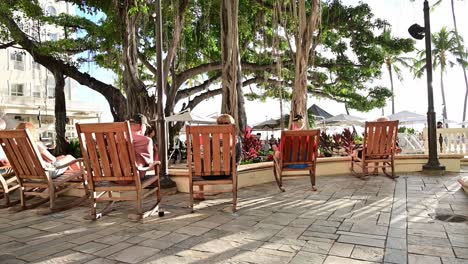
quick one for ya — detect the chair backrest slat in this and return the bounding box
[186,125,236,177]
[0,129,47,180]
[77,122,138,183]
[280,129,320,164]
[363,121,399,159]
[222,132,231,175]
[212,133,221,173]
[95,132,112,176]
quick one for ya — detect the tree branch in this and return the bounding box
[175,73,221,101]
[0,41,15,49]
[138,52,157,76]
[0,11,126,120]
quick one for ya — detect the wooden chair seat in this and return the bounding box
[351,120,399,179]
[273,129,320,192]
[186,124,238,212]
[0,129,88,213]
[77,122,163,221]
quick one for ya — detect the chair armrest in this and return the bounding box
[53,158,84,170]
[138,161,161,172]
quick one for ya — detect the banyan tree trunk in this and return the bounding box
[289,0,321,129]
[220,0,244,135]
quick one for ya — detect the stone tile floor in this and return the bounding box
[1,172,468,264]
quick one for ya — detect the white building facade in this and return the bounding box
[0,0,101,140]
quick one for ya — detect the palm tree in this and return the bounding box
[412,0,468,124]
[413,27,458,127]
[379,30,414,114]
[449,0,468,125]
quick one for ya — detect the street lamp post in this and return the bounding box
[153,1,176,188]
[408,0,445,171]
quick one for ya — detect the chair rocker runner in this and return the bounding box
[76,122,163,221]
[186,124,238,212]
[0,129,88,213]
[0,165,20,208]
[351,120,399,179]
[273,129,320,192]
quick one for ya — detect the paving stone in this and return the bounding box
[302,239,334,254]
[351,245,384,262]
[230,250,293,264]
[338,235,385,248]
[2,227,43,239]
[388,227,406,238]
[289,251,326,264]
[73,241,110,254]
[408,245,455,257]
[92,242,133,257]
[384,248,407,264]
[323,255,376,264]
[408,254,442,264]
[386,237,407,250]
[329,242,354,257]
[108,245,160,263]
[453,247,468,259]
[351,224,388,236]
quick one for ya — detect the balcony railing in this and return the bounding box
[423,128,468,155]
[2,95,100,112]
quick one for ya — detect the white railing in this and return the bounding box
[423,128,468,155]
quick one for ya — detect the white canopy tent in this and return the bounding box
[322,114,365,126]
[387,111,427,124]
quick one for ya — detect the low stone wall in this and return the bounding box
[170,154,462,193]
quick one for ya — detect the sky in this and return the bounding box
[74,0,468,128]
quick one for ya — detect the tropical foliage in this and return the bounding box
[0,0,415,147]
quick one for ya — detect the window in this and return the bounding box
[11,84,24,96]
[33,85,41,98]
[46,6,57,16]
[47,86,55,98]
[10,52,25,71]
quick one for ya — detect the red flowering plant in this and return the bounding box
[242,126,262,161]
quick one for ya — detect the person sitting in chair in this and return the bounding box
[16,122,79,178]
[272,114,305,160]
[129,114,153,169]
[194,114,242,200]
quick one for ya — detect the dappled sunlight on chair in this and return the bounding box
[0,129,87,213]
[351,120,399,179]
[273,129,320,192]
[186,124,238,213]
[76,122,163,221]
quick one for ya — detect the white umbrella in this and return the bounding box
[163,109,215,124]
[387,111,426,124]
[322,114,365,126]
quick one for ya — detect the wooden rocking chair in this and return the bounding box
[76,122,163,221]
[0,165,20,208]
[0,129,88,213]
[273,129,320,192]
[351,120,399,179]
[186,124,238,212]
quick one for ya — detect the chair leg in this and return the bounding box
[310,167,317,191]
[189,183,194,213]
[20,187,26,209]
[273,161,285,192]
[232,178,238,213]
[49,186,56,211]
[89,190,98,220]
